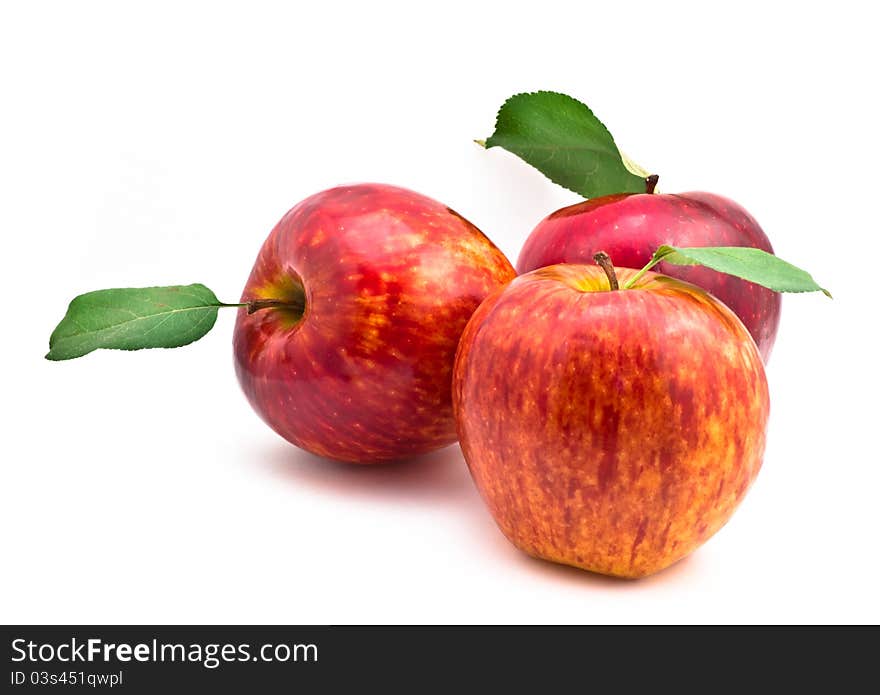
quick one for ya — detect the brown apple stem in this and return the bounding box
[593,251,619,291]
[645,174,659,194]
[245,298,306,315]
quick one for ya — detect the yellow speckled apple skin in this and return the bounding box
[453,264,770,578]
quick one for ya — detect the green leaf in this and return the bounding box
[655,246,832,297]
[482,91,648,198]
[46,284,223,361]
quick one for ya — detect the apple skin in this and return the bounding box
[453,263,769,578]
[234,183,515,464]
[516,192,781,362]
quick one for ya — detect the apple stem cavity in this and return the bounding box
[645,174,659,194]
[592,251,619,291]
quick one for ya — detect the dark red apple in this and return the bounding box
[234,183,515,464]
[516,189,781,361]
[453,261,769,578]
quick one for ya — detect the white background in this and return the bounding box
[2,1,877,624]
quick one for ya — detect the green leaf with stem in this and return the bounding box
[621,246,831,297]
[480,91,650,199]
[45,285,300,361]
[46,285,225,360]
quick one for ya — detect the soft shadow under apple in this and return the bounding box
[257,441,705,587]
[257,442,482,509]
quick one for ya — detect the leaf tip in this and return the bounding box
[473,138,487,148]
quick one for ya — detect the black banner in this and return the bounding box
[2,625,875,691]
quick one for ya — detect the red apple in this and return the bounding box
[453,261,769,578]
[516,189,781,361]
[234,183,515,464]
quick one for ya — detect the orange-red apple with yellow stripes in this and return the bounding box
[234,183,515,463]
[453,260,769,578]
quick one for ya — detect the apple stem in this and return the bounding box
[593,251,619,291]
[645,174,659,194]
[242,298,306,315]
